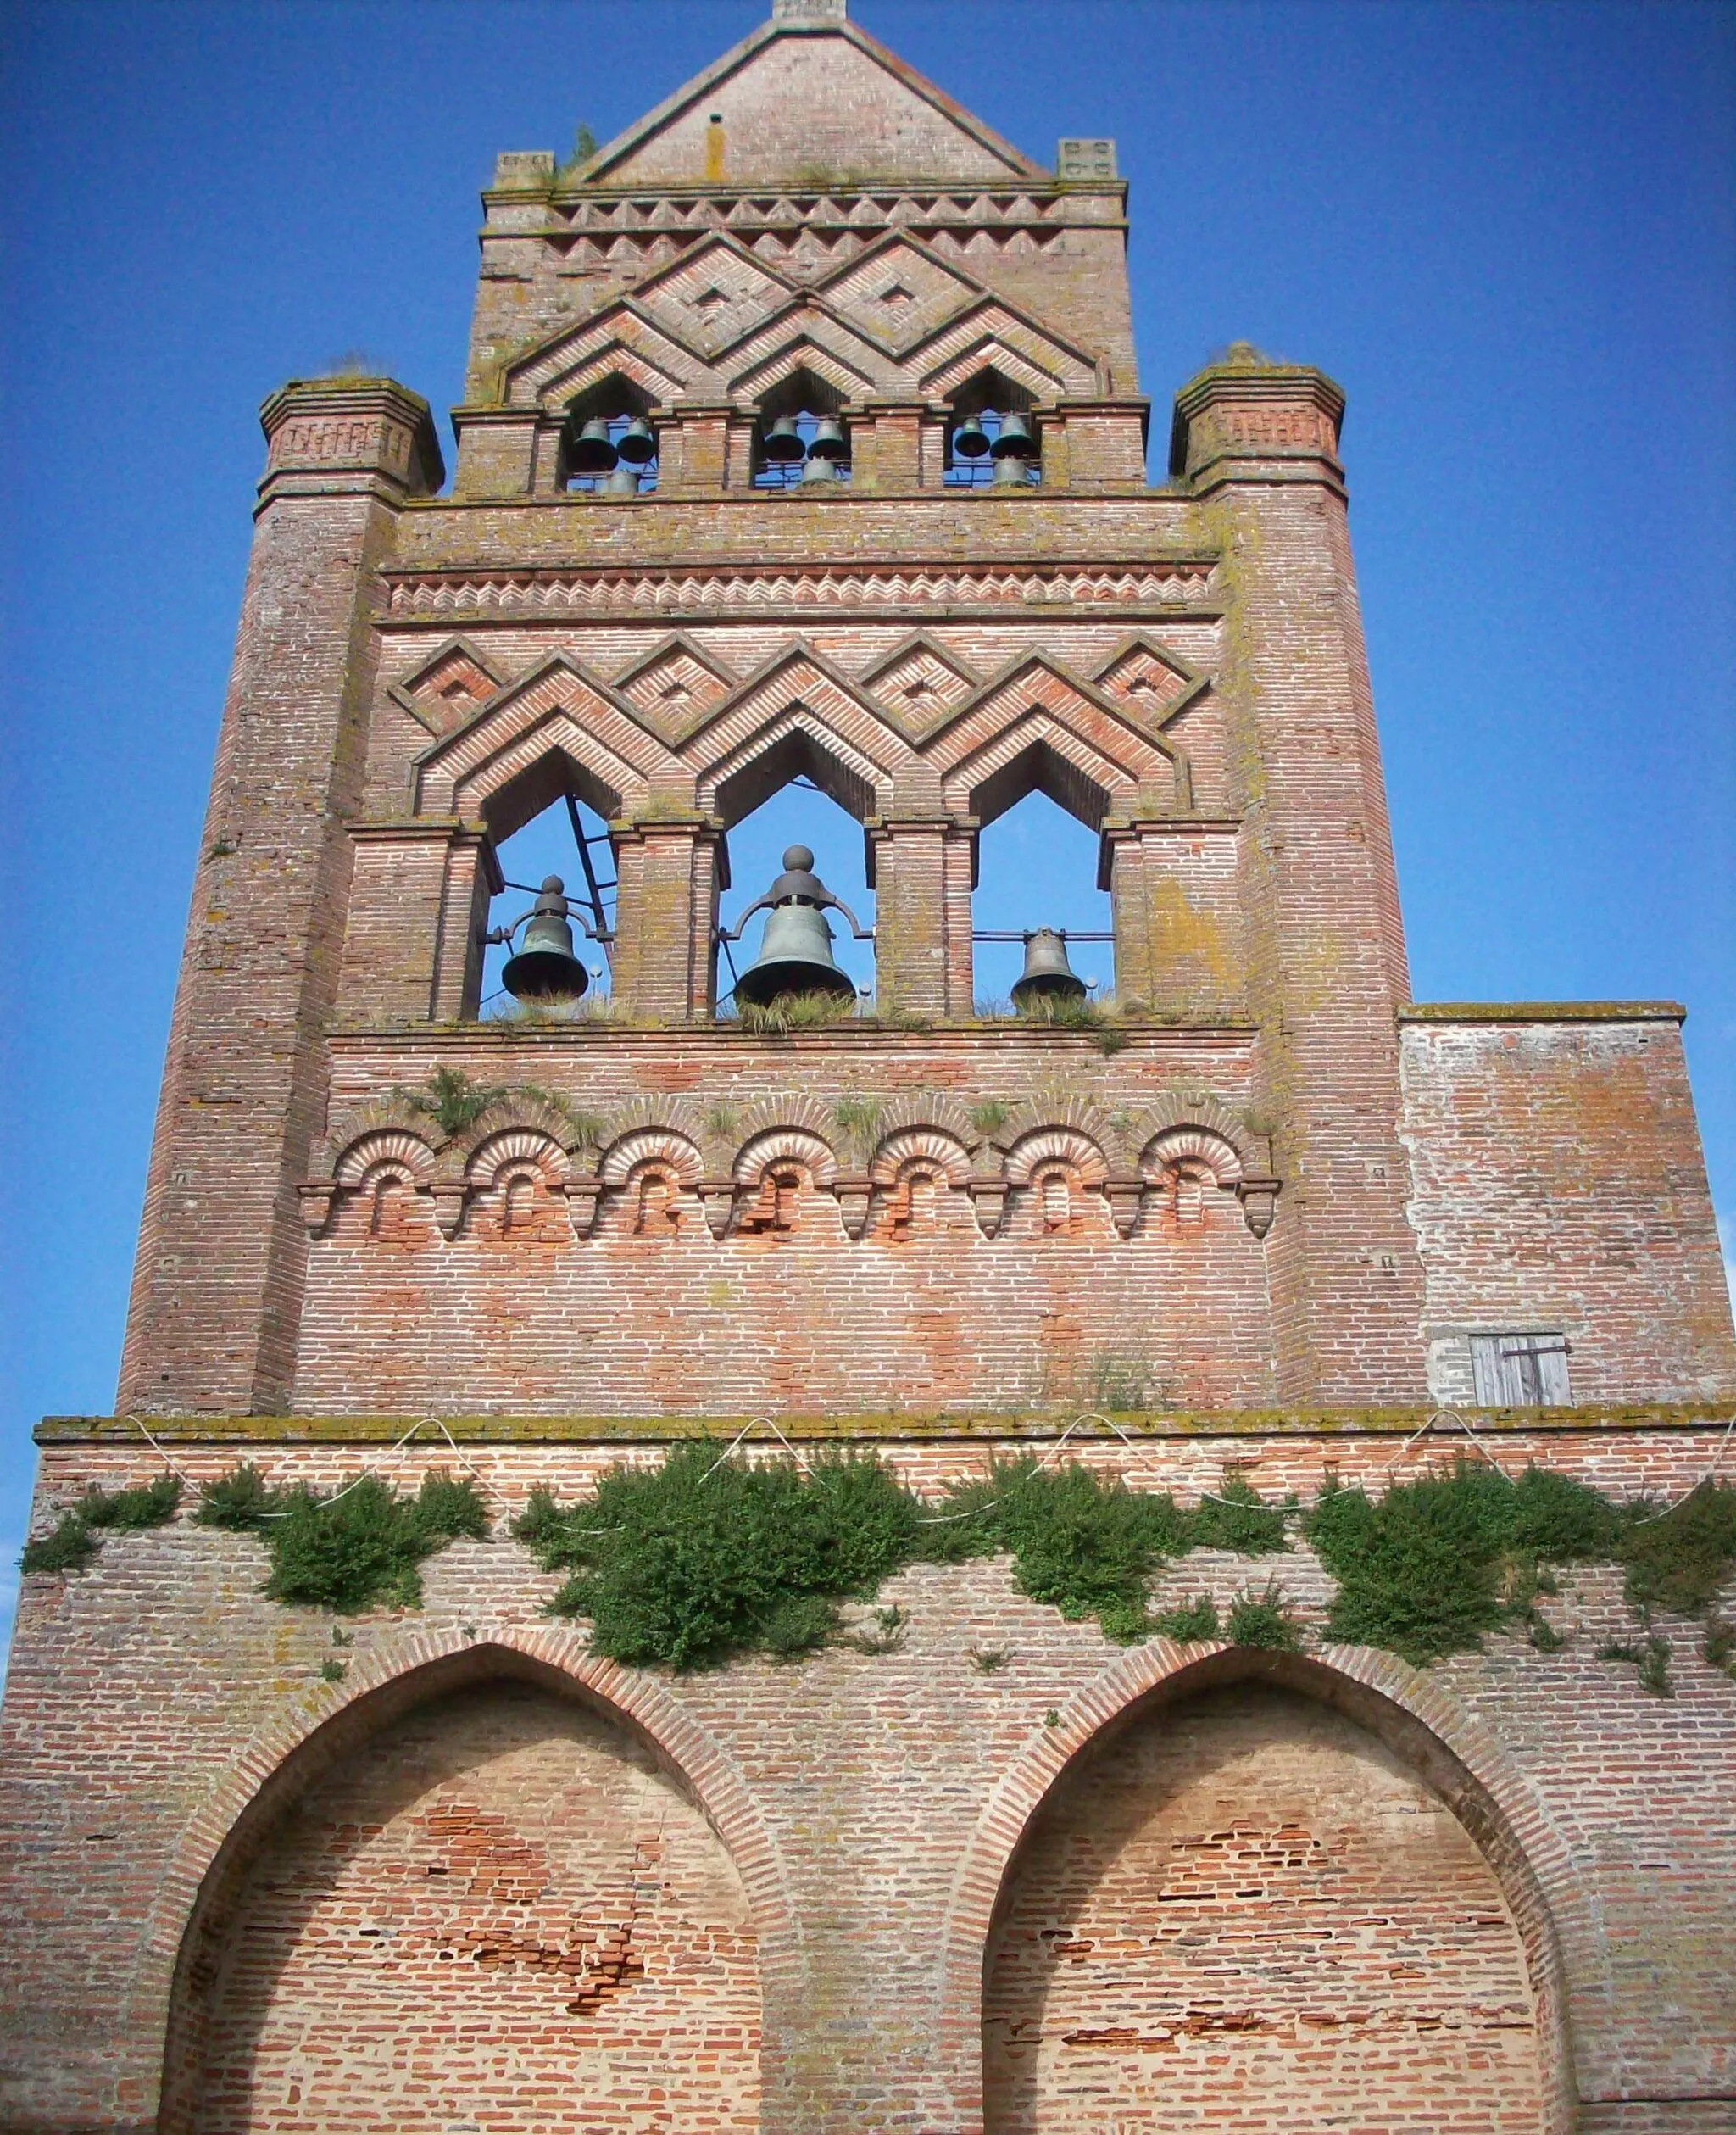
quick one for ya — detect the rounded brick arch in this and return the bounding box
[935,1641,1596,2135]
[142,1623,804,2131]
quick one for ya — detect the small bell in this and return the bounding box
[503,877,590,1003]
[762,413,805,463]
[993,452,1032,488]
[1010,928,1086,1012]
[808,415,849,461]
[734,845,860,1008]
[798,452,840,485]
[952,413,990,459]
[989,410,1036,459]
[615,416,657,465]
[568,418,619,473]
[602,465,641,496]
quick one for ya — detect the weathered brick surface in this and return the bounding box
[7,8,1734,2132]
[3,1415,1734,2133]
[163,1682,760,2134]
[984,1682,1544,2132]
[1399,1008,1736,1402]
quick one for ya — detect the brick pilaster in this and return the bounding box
[117,381,443,1412]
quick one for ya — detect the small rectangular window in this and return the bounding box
[1471,1332,1571,1407]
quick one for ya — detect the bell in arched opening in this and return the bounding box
[952,412,991,459]
[501,877,590,1003]
[762,413,805,464]
[1010,928,1087,1012]
[989,410,1036,460]
[730,845,864,1009]
[615,416,657,465]
[568,418,619,474]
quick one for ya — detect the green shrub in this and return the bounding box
[19,1513,100,1575]
[518,1447,918,1670]
[918,1457,1193,1642]
[19,1474,181,1575]
[1193,1474,1291,1555]
[1151,1595,1220,1642]
[1306,1462,1620,1667]
[1619,1481,1736,1619]
[253,1469,487,1615]
[1227,1580,1300,1650]
[196,1463,277,1531]
[400,1067,507,1137]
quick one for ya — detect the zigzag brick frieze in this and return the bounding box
[380,561,1218,620]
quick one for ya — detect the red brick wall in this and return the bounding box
[163,1681,760,2135]
[4,1413,1734,2133]
[984,1681,1544,2133]
[1399,1010,1736,1402]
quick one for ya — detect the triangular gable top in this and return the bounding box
[578,16,1046,190]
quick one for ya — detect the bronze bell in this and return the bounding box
[733,845,860,1008]
[1010,928,1086,1012]
[503,877,590,1002]
[989,410,1036,459]
[992,452,1032,488]
[762,413,805,463]
[602,464,641,496]
[952,412,990,459]
[569,417,619,473]
[808,415,849,461]
[798,452,840,485]
[615,416,657,465]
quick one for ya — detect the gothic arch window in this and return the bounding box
[714,759,875,1019]
[557,375,659,496]
[750,366,851,489]
[477,771,617,1021]
[971,783,1113,1015]
[943,365,1040,490]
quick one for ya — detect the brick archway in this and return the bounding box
[935,1641,1593,2135]
[144,1624,801,2133]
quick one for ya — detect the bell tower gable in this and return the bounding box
[582,8,1045,190]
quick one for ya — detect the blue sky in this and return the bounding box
[3,0,1732,1661]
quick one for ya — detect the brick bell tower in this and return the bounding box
[6,5,1734,2133]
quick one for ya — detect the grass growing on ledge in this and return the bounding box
[19,1474,181,1575]
[729,990,860,1035]
[194,1464,489,1614]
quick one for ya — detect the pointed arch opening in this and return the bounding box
[478,773,618,1020]
[943,364,1040,490]
[971,1649,1573,2135]
[157,1644,771,2135]
[556,372,659,496]
[716,769,876,1016]
[749,364,853,489]
[971,761,1113,1015]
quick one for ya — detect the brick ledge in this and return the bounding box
[36,1401,1734,1447]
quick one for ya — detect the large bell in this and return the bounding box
[615,416,657,465]
[993,451,1032,488]
[989,410,1036,459]
[602,464,641,495]
[952,412,990,459]
[762,413,805,463]
[568,418,619,473]
[798,452,841,485]
[503,877,590,1002]
[808,415,849,461]
[734,845,858,1008]
[1010,928,1086,1012]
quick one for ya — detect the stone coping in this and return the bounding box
[36,1401,1733,1447]
[1399,1001,1686,1024]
